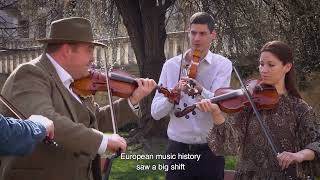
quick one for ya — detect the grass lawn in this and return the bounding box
[110,158,165,180]
[105,135,237,180]
[109,155,237,180]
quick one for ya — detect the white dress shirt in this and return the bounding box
[151,50,232,144]
[47,54,139,155]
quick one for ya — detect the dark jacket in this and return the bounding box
[0,54,136,180]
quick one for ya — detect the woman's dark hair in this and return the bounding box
[260,41,301,99]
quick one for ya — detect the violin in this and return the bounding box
[187,49,201,79]
[182,49,202,98]
[71,70,180,103]
[71,69,136,98]
[175,79,279,118]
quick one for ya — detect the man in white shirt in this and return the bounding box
[151,12,232,180]
[1,17,156,180]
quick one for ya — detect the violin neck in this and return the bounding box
[210,89,243,103]
[109,72,137,85]
[155,85,163,89]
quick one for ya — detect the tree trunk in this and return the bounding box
[115,0,175,142]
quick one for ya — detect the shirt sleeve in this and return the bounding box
[200,58,232,100]
[294,99,320,176]
[207,110,249,156]
[296,100,320,159]
[210,59,232,93]
[97,133,109,155]
[0,115,46,156]
[151,62,175,120]
[127,99,141,118]
[201,88,215,99]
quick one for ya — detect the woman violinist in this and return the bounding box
[198,41,320,179]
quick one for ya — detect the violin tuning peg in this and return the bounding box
[192,111,196,115]
[189,80,196,87]
[185,115,189,119]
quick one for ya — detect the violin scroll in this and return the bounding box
[157,85,181,105]
[174,104,196,117]
[182,79,201,98]
[187,49,201,79]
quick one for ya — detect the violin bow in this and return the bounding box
[233,66,296,179]
[0,94,58,147]
[101,50,120,180]
[173,6,189,108]
[177,7,188,82]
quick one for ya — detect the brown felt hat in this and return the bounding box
[37,17,106,47]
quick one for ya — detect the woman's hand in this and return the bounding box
[277,149,315,170]
[196,99,225,125]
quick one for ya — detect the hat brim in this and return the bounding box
[37,38,107,47]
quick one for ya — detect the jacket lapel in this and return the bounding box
[38,54,80,123]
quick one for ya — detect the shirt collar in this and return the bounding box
[46,53,74,88]
[202,50,213,64]
[183,49,213,65]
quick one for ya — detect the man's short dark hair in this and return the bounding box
[189,12,215,32]
[46,43,79,53]
[46,44,64,53]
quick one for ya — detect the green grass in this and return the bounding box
[106,134,237,179]
[110,158,165,180]
[225,155,237,170]
[109,155,237,180]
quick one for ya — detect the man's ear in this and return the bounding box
[58,44,72,59]
[64,44,73,54]
[210,31,217,40]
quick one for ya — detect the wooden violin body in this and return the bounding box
[71,70,137,98]
[71,69,180,103]
[216,79,279,113]
[175,79,279,117]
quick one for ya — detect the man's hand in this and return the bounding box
[29,115,54,139]
[107,134,127,153]
[129,78,157,105]
[180,77,203,94]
